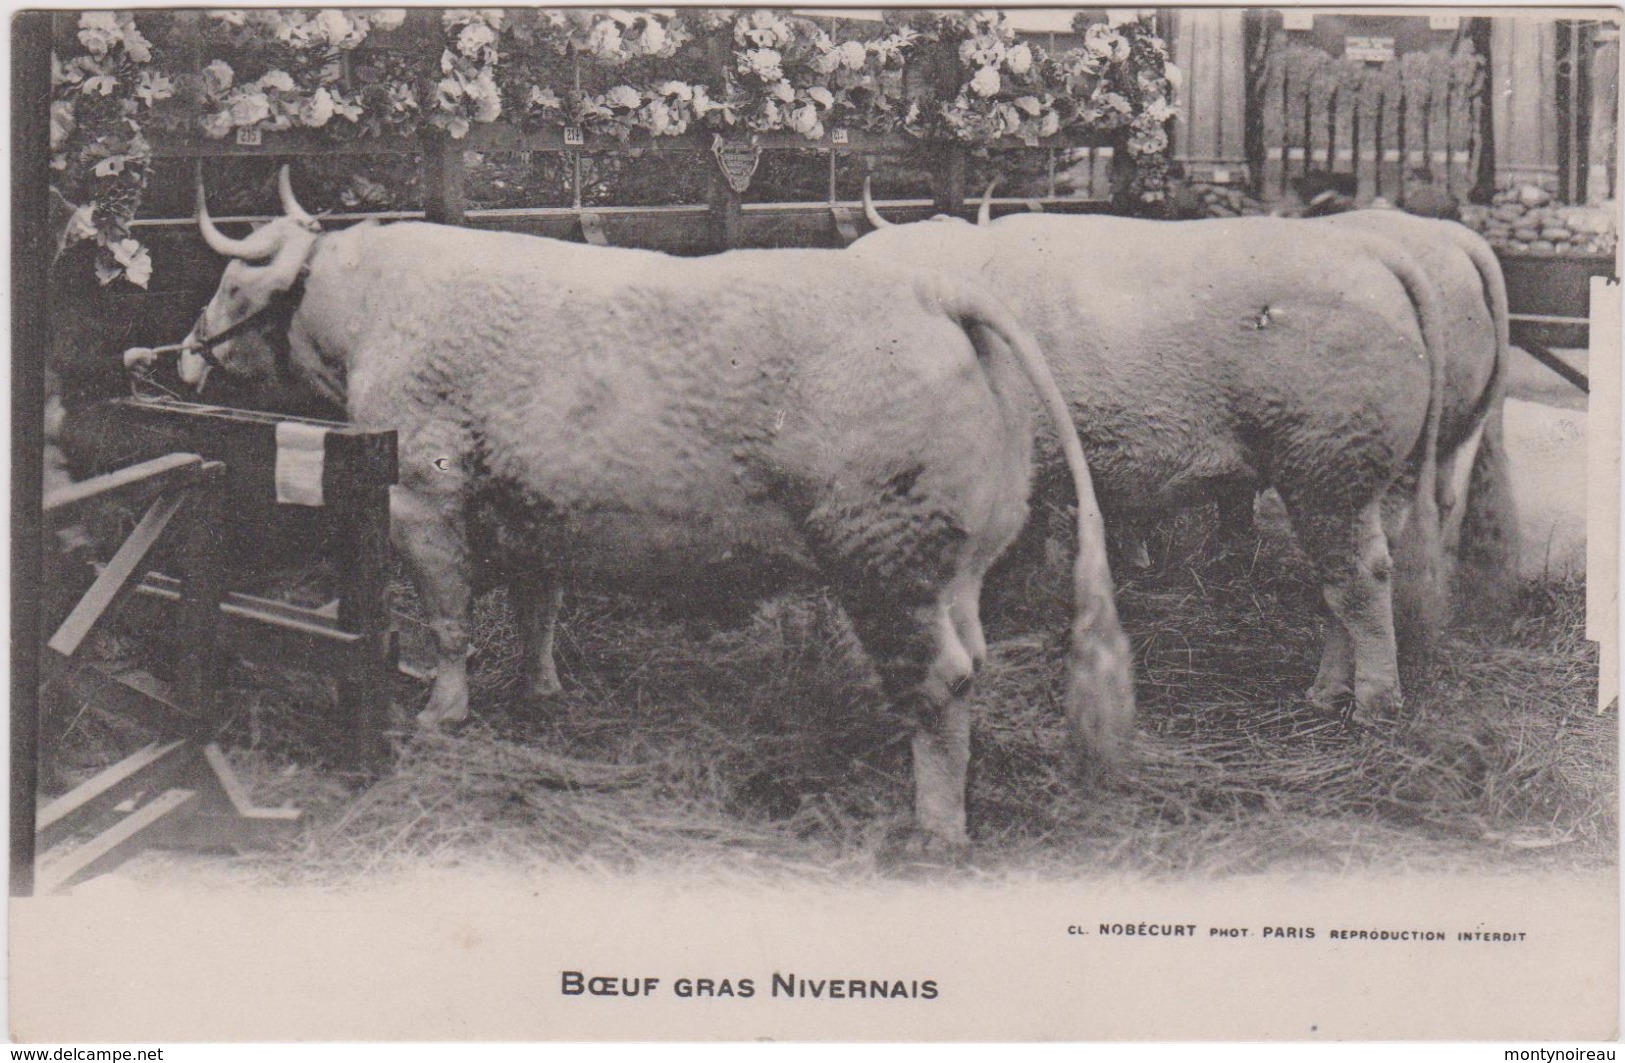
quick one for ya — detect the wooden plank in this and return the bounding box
[48,490,186,659]
[36,740,191,851]
[36,788,198,895]
[43,452,202,525]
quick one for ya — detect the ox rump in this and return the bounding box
[171,169,1133,852]
[851,196,1514,726]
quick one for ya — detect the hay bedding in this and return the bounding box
[51,504,1613,885]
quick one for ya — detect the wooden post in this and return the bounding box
[1587,23,1619,204]
[335,481,394,776]
[936,144,967,214]
[12,9,53,898]
[709,169,743,251]
[421,134,467,226]
[1491,14,1560,191]
[174,463,228,736]
[1171,8,1252,184]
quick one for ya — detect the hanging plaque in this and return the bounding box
[711,134,762,193]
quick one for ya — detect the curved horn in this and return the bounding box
[977,177,1001,226]
[862,175,894,229]
[278,164,317,227]
[197,176,286,260]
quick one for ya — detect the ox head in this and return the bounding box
[182,165,323,391]
[847,175,1001,271]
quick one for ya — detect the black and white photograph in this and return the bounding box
[9,4,1620,1044]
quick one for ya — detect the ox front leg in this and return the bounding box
[1291,500,1402,726]
[514,578,564,698]
[391,487,474,727]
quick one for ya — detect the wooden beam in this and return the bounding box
[47,490,187,659]
[43,452,203,525]
[35,788,198,895]
[36,740,192,851]
[12,6,53,898]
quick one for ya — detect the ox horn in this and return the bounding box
[862,175,894,229]
[196,175,286,261]
[976,177,1001,226]
[278,164,317,227]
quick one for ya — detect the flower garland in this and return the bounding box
[49,9,1178,286]
[51,12,167,287]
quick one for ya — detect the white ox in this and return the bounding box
[849,184,1517,726]
[174,169,1134,850]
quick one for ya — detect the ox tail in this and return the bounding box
[1442,224,1522,622]
[928,275,1136,771]
[1362,234,1453,650]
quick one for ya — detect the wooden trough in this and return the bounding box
[32,400,398,893]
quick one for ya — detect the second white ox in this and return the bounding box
[176,170,1134,849]
[850,188,1514,725]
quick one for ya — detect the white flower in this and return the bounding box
[457,20,496,58]
[527,85,562,110]
[1006,43,1033,75]
[636,20,668,56]
[436,77,463,106]
[1039,110,1060,138]
[77,13,121,56]
[1163,63,1183,91]
[646,98,673,135]
[199,109,233,138]
[969,66,1002,98]
[369,10,406,32]
[50,101,74,150]
[64,204,98,244]
[82,74,117,97]
[134,70,174,107]
[471,71,501,123]
[229,91,271,127]
[656,80,693,102]
[585,20,622,59]
[1014,95,1042,116]
[299,87,335,127]
[314,10,354,48]
[839,40,868,70]
[812,48,841,75]
[1144,98,1176,123]
[768,79,794,103]
[202,59,234,95]
[258,70,296,93]
[110,238,152,288]
[787,103,821,137]
[806,86,834,109]
[742,48,784,83]
[605,84,642,110]
[960,35,1006,68]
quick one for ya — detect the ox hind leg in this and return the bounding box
[835,576,980,854]
[1285,497,1403,726]
[513,577,564,698]
[391,487,474,727]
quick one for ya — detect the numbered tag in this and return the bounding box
[831,128,849,146]
[235,127,263,147]
[563,127,584,147]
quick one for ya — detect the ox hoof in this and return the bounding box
[527,675,564,699]
[416,697,470,729]
[1305,682,1351,715]
[1348,689,1403,729]
[880,826,970,872]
